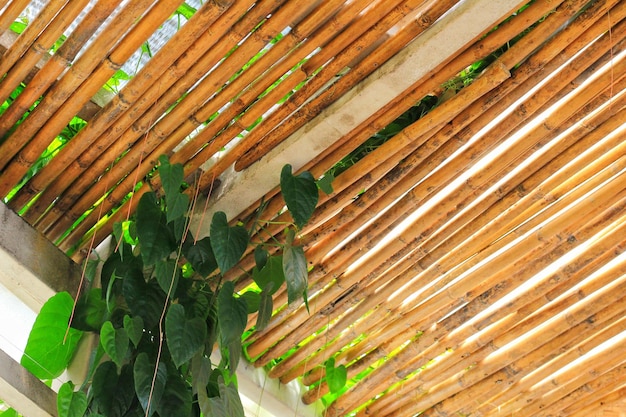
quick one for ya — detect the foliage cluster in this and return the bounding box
[21,156,319,417]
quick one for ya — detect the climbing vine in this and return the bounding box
[21,155,319,417]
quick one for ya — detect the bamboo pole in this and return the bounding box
[0,0,185,197]
[12,0,236,219]
[0,0,89,106]
[361,224,626,415]
[0,0,31,35]
[323,174,626,416]
[34,0,270,234]
[0,0,68,84]
[245,15,626,363]
[46,0,321,241]
[566,386,626,417]
[0,0,124,138]
[379,268,626,417]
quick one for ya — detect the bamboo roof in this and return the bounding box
[1,0,626,415]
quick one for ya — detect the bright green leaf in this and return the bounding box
[210,212,248,274]
[22,292,83,379]
[325,357,347,394]
[165,304,207,368]
[100,321,129,367]
[252,255,284,295]
[134,353,166,417]
[123,315,144,347]
[280,164,318,229]
[57,382,87,417]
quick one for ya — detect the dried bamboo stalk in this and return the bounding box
[381,271,626,417]
[36,0,269,235]
[14,0,236,219]
[0,0,31,35]
[48,0,320,241]
[0,0,185,198]
[565,386,626,417]
[364,224,626,415]
[0,0,123,137]
[324,179,626,416]
[0,0,89,106]
[0,0,68,82]
[246,18,625,363]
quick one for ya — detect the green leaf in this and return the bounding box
[157,373,192,417]
[280,164,318,229]
[210,212,248,274]
[256,286,274,331]
[183,236,217,276]
[283,229,308,306]
[241,291,260,313]
[154,259,180,296]
[0,408,19,417]
[100,321,129,367]
[134,353,167,417]
[253,246,268,270]
[165,304,207,368]
[135,192,174,266]
[198,377,245,417]
[325,357,347,394]
[191,353,211,396]
[71,288,107,332]
[158,155,184,200]
[167,193,190,224]
[57,382,87,417]
[217,282,247,372]
[123,315,144,347]
[92,361,118,416]
[252,255,284,295]
[122,272,166,330]
[317,172,335,195]
[22,292,83,379]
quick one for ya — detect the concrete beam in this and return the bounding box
[193,0,523,235]
[0,203,81,312]
[0,348,57,417]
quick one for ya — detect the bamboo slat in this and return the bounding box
[13,0,236,219]
[244,6,624,364]
[0,0,31,35]
[565,386,626,417]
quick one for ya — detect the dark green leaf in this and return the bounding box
[252,255,284,295]
[283,229,308,306]
[198,377,245,417]
[134,353,167,417]
[71,288,107,331]
[92,361,118,416]
[280,164,318,229]
[100,321,129,367]
[317,172,335,195]
[22,292,83,379]
[123,315,144,347]
[241,291,260,313]
[166,193,190,224]
[136,192,174,266]
[57,382,87,417]
[154,259,180,297]
[122,272,166,330]
[191,353,211,396]
[217,282,247,372]
[157,372,192,417]
[183,236,217,277]
[166,304,207,368]
[210,212,248,274]
[325,357,347,394]
[255,286,274,331]
[253,246,268,270]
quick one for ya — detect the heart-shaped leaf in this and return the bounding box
[325,357,347,394]
[57,382,87,417]
[252,255,284,295]
[217,282,247,372]
[280,164,318,229]
[166,304,207,368]
[154,259,180,297]
[183,236,218,276]
[100,321,129,367]
[123,315,144,347]
[21,292,83,379]
[255,286,274,331]
[134,353,167,417]
[210,212,248,274]
[283,229,308,306]
[136,192,174,266]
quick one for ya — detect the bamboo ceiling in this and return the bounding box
[2,0,626,415]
